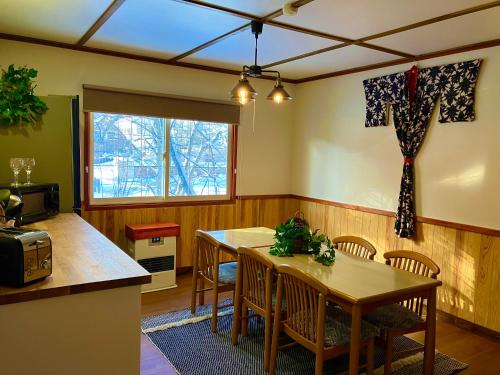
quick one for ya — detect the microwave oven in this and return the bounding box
[0,183,59,225]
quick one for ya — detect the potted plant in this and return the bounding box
[0,64,48,125]
[270,212,336,266]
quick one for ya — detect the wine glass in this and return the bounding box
[9,158,24,186]
[24,158,35,185]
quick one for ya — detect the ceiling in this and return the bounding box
[0,0,499,82]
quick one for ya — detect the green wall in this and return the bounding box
[0,96,74,212]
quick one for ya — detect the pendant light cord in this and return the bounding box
[254,32,258,66]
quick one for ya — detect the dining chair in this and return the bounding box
[190,229,236,332]
[332,236,377,260]
[231,247,276,370]
[269,264,378,375]
[365,250,441,375]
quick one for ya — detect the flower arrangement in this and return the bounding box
[269,214,336,266]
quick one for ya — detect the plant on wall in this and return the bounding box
[0,64,48,125]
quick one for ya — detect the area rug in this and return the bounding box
[142,303,467,375]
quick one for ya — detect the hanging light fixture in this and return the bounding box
[230,21,292,105]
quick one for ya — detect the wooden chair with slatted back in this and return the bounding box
[269,264,377,375]
[332,236,377,260]
[231,247,275,370]
[365,250,440,375]
[190,230,236,332]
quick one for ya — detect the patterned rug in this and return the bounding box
[142,303,467,375]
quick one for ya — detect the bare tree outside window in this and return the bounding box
[91,113,230,201]
[169,119,229,196]
[92,113,165,199]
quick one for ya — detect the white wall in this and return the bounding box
[292,46,500,230]
[0,40,294,195]
[2,40,499,229]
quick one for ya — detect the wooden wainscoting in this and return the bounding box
[296,198,500,334]
[81,195,500,333]
[81,197,299,268]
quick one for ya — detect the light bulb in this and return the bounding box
[240,96,248,105]
[273,94,283,104]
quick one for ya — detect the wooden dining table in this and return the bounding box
[202,227,442,375]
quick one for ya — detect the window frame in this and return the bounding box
[83,112,237,209]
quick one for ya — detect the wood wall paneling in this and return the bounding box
[82,196,500,333]
[82,198,300,268]
[295,198,500,333]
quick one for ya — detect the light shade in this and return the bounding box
[266,79,292,104]
[230,74,257,105]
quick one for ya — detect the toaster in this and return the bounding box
[0,226,52,287]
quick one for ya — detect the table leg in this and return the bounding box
[231,256,243,345]
[423,288,437,375]
[349,304,362,375]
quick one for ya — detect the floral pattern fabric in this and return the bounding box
[362,60,481,238]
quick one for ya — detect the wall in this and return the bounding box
[82,197,299,268]
[2,39,499,332]
[297,198,500,333]
[292,46,500,230]
[0,96,74,212]
[0,39,295,196]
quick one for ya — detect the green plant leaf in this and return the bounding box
[0,64,47,126]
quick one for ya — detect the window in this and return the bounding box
[87,112,235,205]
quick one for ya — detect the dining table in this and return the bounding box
[201,227,442,375]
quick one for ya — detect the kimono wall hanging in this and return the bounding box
[363,59,482,238]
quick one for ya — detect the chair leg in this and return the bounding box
[366,338,375,375]
[264,313,272,371]
[231,257,243,346]
[190,272,198,314]
[384,333,394,375]
[269,314,281,375]
[314,351,324,375]
[241,302,249,337]
[211,283,219,333]
[198,277,205,306]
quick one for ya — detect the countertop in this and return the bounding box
[0,213,151,305]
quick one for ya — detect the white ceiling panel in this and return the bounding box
[200,0,285,17]
[0,0,113,43]
[370,8,500,55]
[272,45,398,80]
[182,23,339,71]
[274,0,496,39]
[86,0,248,59]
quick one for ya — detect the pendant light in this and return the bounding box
[230,21,292,105]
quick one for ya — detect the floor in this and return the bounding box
[140,272,500,375]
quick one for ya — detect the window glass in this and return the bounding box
[89,113,232,203]
[92,113,166,199]
[169,119,229,196]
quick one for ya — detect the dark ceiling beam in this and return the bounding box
[169,23,250,62]
[262,0,316,20]
[0,32,295,83]
[358,0,500,43]
[168,0,316,62]
[76,0,126,47]
[294,38,500,84]
[263,1,500,69]
[171,0,257,21]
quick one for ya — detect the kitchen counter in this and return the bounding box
[0,213,151,305]
[0,213,151,375]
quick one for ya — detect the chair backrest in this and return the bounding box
[384,250,441,316]
[238,247,274,313]
[275,264,329,347]
[195,230,221,283]
[332,236,377,260]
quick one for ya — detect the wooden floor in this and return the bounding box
[140,273,500,375]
